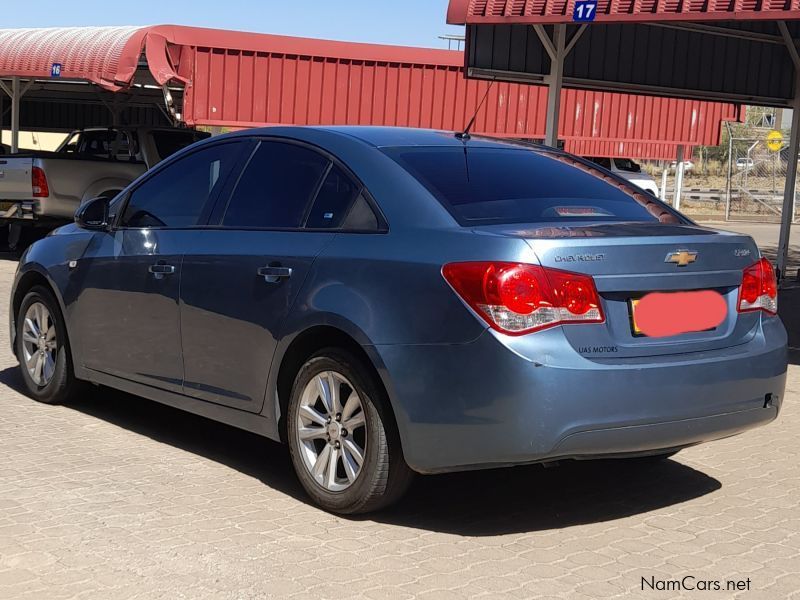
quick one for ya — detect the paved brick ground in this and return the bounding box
[0,257,798,599]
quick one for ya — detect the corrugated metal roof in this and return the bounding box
[447,0,800,24]
[0,25,740,159]
[0,26,149,90]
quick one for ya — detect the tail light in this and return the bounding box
[442,262,604,335]
[738,258,777,315]
[31,167,49,198]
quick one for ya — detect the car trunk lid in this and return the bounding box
[473,221,762,358]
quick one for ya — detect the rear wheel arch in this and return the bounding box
[274,325,401,449]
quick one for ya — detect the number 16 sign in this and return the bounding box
[573,0,597,22]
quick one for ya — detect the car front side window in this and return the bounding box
[119,143,242,229]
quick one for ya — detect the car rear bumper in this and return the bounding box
[376,317,787,474]
[552,405,777,458]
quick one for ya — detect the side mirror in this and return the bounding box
[75,197,110,230]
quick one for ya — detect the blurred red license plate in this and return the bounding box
[630,290,727,338]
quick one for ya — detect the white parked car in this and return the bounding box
[736,157,755,170]
[585,156,660,196]
[669,159,695,172]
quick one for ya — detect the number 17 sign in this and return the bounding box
[573,0,597,22]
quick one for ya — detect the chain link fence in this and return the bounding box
[649,136,797,223]
[725,138,796,222]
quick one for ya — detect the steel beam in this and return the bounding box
[466,67,792,109]
[543,25,565,148]
[0,80,10,149]
[674,146,685,211]
[777,24,800,283]
[779,22,800,70]
[533,25,588,149]
[725,122,733,221]
[4,78,35,153]
[532,24,557,60]
[11,77,20,153]
[653,22,787,46]
[777,78,800,283]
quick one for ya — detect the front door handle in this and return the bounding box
[149,263,176,280]
[258,265,292,283]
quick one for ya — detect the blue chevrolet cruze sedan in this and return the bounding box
[10,127,787,513]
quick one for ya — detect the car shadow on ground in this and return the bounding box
[0,366,721,536]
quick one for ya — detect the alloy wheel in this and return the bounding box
[295,370,367,492]
[21,302,57,387]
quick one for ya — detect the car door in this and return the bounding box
[178,139,363,412]
[71,141,245,392]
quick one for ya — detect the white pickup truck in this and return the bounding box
[0,127,209,230]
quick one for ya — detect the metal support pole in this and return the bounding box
[544,25,566,148]
[10,76,20,153]
[674,146,685,212]
[777,98,800,282]
[660,168,668,201]
[744,141,757,193]
[532,24,585,149]
[777,22,800,283]
[725,123,733,221]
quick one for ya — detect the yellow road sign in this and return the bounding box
[767,129,784,152]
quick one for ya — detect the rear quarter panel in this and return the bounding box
[281,229,538,346]
[266,227,536,439]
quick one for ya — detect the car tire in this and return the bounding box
[287,348,413,514]
[16,286,81,404]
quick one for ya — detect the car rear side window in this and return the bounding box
[120,143,240,228]
[341,193,379,230]
[223,141,329,229]
[385,147,669,226]
[305,165,360,229]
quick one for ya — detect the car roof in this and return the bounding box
[229,125,547,151]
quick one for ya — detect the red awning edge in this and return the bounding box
[447,0,800,25]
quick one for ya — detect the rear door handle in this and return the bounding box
[149,263,176,279]
[258,266,292,283]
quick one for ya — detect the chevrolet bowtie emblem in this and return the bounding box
[665,250,698,267]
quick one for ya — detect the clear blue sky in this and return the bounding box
[2,0,465,49]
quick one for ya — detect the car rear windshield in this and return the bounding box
[384,146,665,226]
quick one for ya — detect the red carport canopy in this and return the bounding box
[447,0,800,280]
[1,24,738,160]
[0,26,180,91]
